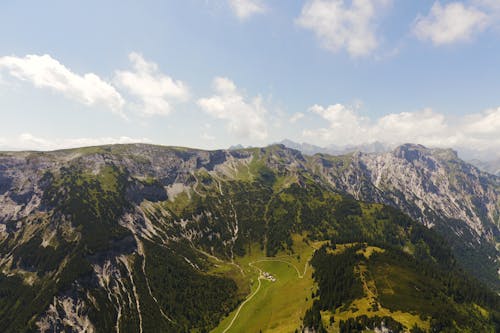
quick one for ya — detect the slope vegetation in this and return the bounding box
[0,144,498,332]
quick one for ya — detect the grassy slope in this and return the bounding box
[321,246,430,332]
[3,148,496,332]
[212,235,323,333]
[309,243,499,333]
[134,150,500,332]
[211,243,438,333]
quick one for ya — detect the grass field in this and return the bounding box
[211,235,322,333]
[211,241,432,333]
[320,246,430,332]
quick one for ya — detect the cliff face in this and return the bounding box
[313,144,500,237]
[471,158,500,176]
[0,143,499,332]
[311,144,500,286]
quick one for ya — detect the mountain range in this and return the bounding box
[278,139,500,177]
[0,143,499,332]
[277,139,394,156]
[470,158,500,177]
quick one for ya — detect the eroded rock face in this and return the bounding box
[310,144,500,290]
[1,143,499,255]
[0,143,499,331]
[471,157,500,177]
[313,144,500,241]
[36,296,95,333]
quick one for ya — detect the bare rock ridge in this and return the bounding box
[0,142,499,332]
[309,143,500,287]
[472,157,500,176]
[314,143,499,239]
[1,143,499,275]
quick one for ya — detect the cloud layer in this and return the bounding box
[304,103,500,157]
[198,77,268,140]
[227,0,266,20]
[414,2,489,45]
[0,53,190,118]
[115,53,189,116]
[0,133,150,151]
[0,54,125,115]
[296,0,391,57]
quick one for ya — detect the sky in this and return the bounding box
[1,0,500,159]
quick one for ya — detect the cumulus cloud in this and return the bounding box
[197,77,268,140]
[303,103,500,157]
[201,132,216,141]
[228,0,266,20]
[296,0,391,57]
[307,104,369,139]
[462,107,500,135]
[414,2,489,45]
[0,133,150,151]
[290,112,305,123]
[115,53,189,116]
[0,54,125,115]
[474,0,500,11]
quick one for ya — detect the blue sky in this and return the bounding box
[1,0,500,158]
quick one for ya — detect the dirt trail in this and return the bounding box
[219,245,320,332]
[221,257,309,332]
[222,262,263,333]
[251,258,307,278]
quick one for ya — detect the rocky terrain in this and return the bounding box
[309,144,500,287]
[0,143,499,332]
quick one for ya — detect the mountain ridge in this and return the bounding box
[0,142,499,332]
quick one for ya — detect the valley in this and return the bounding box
[0,143,499,332]
[213,236,322,333]
[4,2,500,332]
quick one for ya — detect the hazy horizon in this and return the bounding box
[2,1,500,159]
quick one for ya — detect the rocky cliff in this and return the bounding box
[0,143,499,332]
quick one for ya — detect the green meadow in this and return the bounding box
[212,235,322,333]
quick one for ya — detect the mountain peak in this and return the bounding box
[392,143,430,161]
[392,143,459,162]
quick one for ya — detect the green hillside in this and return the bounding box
[305,243,500,332]
[0,145,499,332]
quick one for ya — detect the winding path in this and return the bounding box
[220,257,309,333]
[251,258,308,279]
[222,263,263,333]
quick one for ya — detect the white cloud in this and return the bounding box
[197,77,268,140]
[228,0,266,20]
[290,112,305,123]
[472,0,500,13]
[200,123,216,141]
[115,53,189,116]
[296,0,391,57]
[462,107,500,135]
[0,133,150,151]
[414,2,489,45]
[308,104,368,139]
[303,103,500,157]
[0,54,125,115]
[201,132,216,141]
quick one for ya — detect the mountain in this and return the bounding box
[278,139,331,155]
[0,144,499,332]
[310,144,500,289]
[470,158,500,176]
[278,139,393,156]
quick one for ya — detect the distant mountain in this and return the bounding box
[0,143,499,332]
[228,144,246,150]
[470,158,500,176]
[311,143,500,288]
[278,139,393,156]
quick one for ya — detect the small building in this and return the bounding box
[262,271,276,282]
